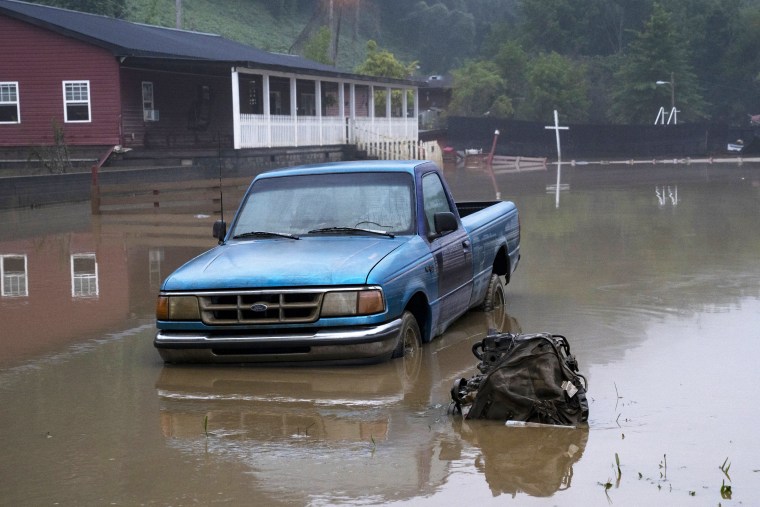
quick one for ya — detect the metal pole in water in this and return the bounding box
[545,110,568,208]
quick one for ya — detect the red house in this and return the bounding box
[0,0,421,163]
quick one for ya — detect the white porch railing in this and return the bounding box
[238,114,426,161]
[351,117,422,161]
[350,118,418,145]
[240,114,348,148]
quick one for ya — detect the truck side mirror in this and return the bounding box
[433,211,458,236]
[212,220,227,242]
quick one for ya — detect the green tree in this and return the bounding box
[694,2,760,123]
[521,52,590,122]
[492,40,529,104]
[660,0,743,122]
[355,40,416,78]
[610,3,707,124]
[448,60,512,117]
[517,0,649,57]
[722,5,760,122]
[303,26,334,65]
[399,2,476,72]
[355,40,417,115]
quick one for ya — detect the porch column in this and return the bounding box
[231,67,241,149]
[413,87,419,121]
[386,87,392,138]
[338,81,346,143]
[349,83,356,118]
[290,77,298,146]
[401,88,409,139]
[414,87,419,143]
[402,87,408,138]
[316,80,322,145]
[263,74,271,148]
[349,83,356,144]
[369,85,375,141]
[338,81,345,118]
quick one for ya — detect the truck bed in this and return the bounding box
[455,201,502,219]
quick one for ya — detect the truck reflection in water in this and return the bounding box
[154,306,585,502]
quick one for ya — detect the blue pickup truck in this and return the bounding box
[155,160,520,364]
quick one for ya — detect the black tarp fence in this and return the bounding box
[446,116,756,159]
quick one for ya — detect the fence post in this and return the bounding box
[90,165,100,215]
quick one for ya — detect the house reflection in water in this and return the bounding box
[0,221,209,366]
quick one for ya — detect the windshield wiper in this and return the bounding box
[307,226,395,238]
[232,231,300,240]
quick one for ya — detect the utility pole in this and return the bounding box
[176,0,182,29]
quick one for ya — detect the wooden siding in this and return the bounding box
[0,14,121,147]
[120,69,233,149]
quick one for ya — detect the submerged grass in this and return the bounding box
[720,457,733,499]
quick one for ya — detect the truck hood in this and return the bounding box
[162,236,409,290]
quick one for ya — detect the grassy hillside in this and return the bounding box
[128,0,305,52]
[125,0,389,72]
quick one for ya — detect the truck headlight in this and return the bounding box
[156,295,201,320]
[321,289,385,317]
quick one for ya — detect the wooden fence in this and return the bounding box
[91,176,251,216]
[90,176,254,247]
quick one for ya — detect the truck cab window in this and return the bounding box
[422,172,452,234]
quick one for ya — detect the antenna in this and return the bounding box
[217,132,224,223]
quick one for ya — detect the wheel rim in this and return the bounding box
[486,285,508,331]
[494,284,505,310]
[401,326,422,385]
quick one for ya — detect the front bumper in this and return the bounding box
[154,318,403,364]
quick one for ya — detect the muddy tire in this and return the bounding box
[392,311,422,359]
[481,273,506,312]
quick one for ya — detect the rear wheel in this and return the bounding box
[481,273,505,312]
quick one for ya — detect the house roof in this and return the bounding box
[0,0,419,86]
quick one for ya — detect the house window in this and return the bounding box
[142,81,158,121]
[1,255,28,297]
[71,253,98,298]
[0,82,20,123]
[63,80,91,122]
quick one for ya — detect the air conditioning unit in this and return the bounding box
[143,109,159,122]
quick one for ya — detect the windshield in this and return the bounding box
[231,171,415,237]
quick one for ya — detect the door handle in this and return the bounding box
[462,240,471,250]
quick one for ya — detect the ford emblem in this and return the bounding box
[250,303,268,312]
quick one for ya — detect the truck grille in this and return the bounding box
[198,290,324,325]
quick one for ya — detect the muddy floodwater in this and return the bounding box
[1,163,759,506]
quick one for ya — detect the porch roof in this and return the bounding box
[0,0,420,86]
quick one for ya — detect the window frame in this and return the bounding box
[70,253,99,298]
[62,80,91,123]
[1,254,28,297]
[0,81,20,124]
[142,81,157,121]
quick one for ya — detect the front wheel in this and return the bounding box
[392,311,421,359]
